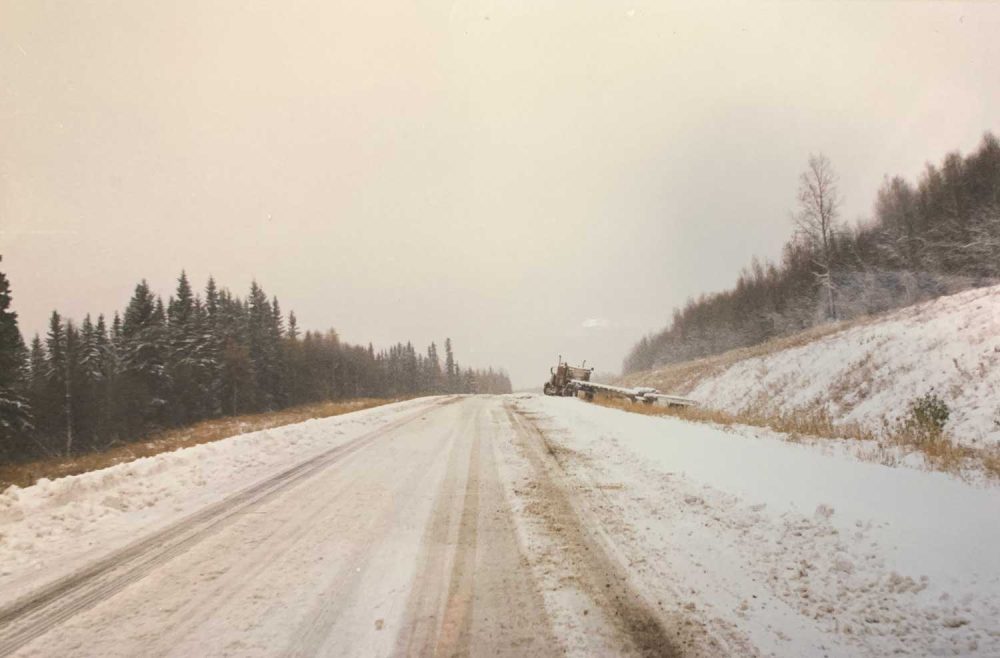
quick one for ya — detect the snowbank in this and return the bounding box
[518,395,1000,656]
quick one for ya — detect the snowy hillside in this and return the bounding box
[625,284,1000,449]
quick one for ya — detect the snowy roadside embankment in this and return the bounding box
[517,395,1000,656]
[633,284,1000,449]
[0,397,441,602]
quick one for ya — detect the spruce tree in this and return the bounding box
[28,335,46,391]
[91,314,118,442]
[43,312,72,453]
[120,281,170,434]
[0,259,33,453]
[167,271,200,424]
[0,260,27,387]
[111,312,123,347]
[74,315,103,448]
[79,315,103,381]
[444,338,456,393]
[216,288,253,414]
[205,276,219,320]
[199,278,223,417]
[63,320,81,453]
[426,342,442,393]
[270,297,287,406]
[246,281,276,409]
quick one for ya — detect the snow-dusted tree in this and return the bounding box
[204,276,220,324]
[63,320,82,454]
[426,342,442,393]
[120,280,170,433]
[269,297,287,406]
[28,336,46,388]
[0,260,28,387]
[280,310,303,403]
[78,315,104,383]
[91,314,121,442]
[794,153,842,320]
[402,342,419,394]
[199,277,224,416]
[875,176,922,270]
[964,204,1000,278]
[0,259,33,453]
[214,288,253,414]
[444,338,456,393]
[246,281,278,409]
[166,271,218,424]
[462,367,476,394]
[69,314,106,449]
[111,312,123,347]
[42,312,75,454]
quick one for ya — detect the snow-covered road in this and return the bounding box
[1,395,998,656]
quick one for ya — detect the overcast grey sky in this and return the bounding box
[2,1,998,388]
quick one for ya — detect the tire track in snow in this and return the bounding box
[280,403,476,657]
[504,403,686,657]
[433,408,481,655]
[393,406,472,656]
[0,397,455,656]
[395,399,558,657]
[142,451,386,657]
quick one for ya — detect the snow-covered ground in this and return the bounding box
[0,397,441,600]
[634,284,1000,449]
[2,394,998,656]
[516,395,1000,656]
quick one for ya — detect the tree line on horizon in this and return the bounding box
[0,268,511,463]
[624,131,1000,374]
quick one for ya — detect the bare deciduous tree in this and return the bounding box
[794,153,842,320]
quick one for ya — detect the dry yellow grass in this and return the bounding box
[0,398,399,491]
[591,395,1000,481]
[984,450,1000,480]
[592,395,875,441]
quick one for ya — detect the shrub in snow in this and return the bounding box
[904,392,950,443]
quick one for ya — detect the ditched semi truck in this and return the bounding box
[543,358,595,397]
[542,356,697,407]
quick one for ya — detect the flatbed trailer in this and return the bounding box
[569,379,697,406]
